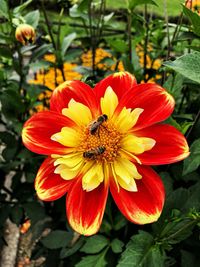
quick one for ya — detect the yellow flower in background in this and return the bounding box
[81,48,124,71]
[185,0,200,13]
[136,45,162,82]
[29,46,161,113]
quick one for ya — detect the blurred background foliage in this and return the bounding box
[0,0,200,266]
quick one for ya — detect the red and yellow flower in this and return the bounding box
[22,72,189,236]
[15,24,36,45]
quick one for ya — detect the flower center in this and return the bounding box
[80,119,123,162]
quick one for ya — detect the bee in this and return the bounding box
[89,114,108,135]
[83,146,106,160]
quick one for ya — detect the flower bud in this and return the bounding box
[15,24,36,45]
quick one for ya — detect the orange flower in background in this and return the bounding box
[185,0,200,13]
[22,72,189,235]
[15,24,36,45]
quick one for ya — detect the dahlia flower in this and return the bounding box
[15,24,35,45]
[22,72,189,235]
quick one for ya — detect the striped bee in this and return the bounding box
[89,114,108,135]
[83,146,106,160]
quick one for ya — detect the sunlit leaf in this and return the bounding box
[163,52,200,84]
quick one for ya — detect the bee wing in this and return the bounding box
[89,121,100,131]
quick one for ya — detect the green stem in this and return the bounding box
[127,11,132,62]
[185,108,200,139]
[161,220,198,243]
[57,7,64,51]
[143,4,149,82]
[41,0,57,51]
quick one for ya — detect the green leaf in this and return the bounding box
[163,73,184,101]
[80,235,109,254]
[0,89,25,119]
[0,132,16,147]
[128,0,157,10]
[24,10,40,28]
[111,238,124,253]
[163,52,200,84]
[2,146,17,161]
[31,44,52,61]
[183,138,200,175]
[183,5,200,36]
[41,230,73,249]
[160,217,197,245]
[60,238,85,259]
[184,181,200,212]
[113,213,127,230]
[117,231,164,267]
[159,172,173,196]
[0,0,8,19]
[61,33,77,58]
[107,39,128,53]
[0,47,12,58]
[13,0,32,14]
[29,60,51,72]
[75,248,108,267]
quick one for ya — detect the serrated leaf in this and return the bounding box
[80,235,109,254]
[111,238,124,253]
[24,10,40,28]
[163,52,200,84]
[41,230,73,249]
[61,33,77,58]
[75,248,108,267]
[183,5,200,36]
[117,231,164,267]
[183,138,200,175]
[160,218,197,245]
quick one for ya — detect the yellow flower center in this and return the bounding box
[50,86,157,192]
[79,120,123,162]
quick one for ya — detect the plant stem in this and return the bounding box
[57,7,64,51]
[88,0,96,76]
[41,0,57,51]
[186,108,200,139]
[143,4,149,82]
[127,11,132,62]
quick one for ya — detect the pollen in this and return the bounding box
[80,120,123,162]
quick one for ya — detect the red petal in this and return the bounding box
[110,165,165,224]
[94,71,137,102]
[116,83,175,130]
[22,111,75,155]
[66,177,109,236]
[134,124,190,165]
[35,157,71,201]
[50,80,99,116]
